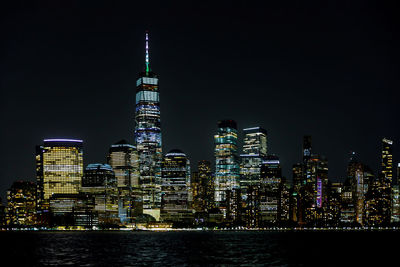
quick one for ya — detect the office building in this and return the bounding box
[214,120,240,216]
[259,155,282,225]
[161,150,192,224]
[107,140,140,223]
[36,139,83,212]
[240,127,267,222]
[81,163,119,225]
[6,181,36,226]
[134,31,163,220]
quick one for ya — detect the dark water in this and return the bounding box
[0,230,398,266]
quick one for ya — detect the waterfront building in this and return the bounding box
[214,120,240,216]
[326,182,342,226]
[378,138,394,224]
[365,175,391,226]
[381,138,393,184]
[161,150,192,224]
[0,200,5,227]
[134,31,162,220]
[198,160,214,211]
[392,185,400,223]
[49,193,96,227]
[81,163,119,225]
[340,178,355,225]
[225,188,242,225]
[107,140,140,223]
[245,185,260,228]
[347,152,366,225]
[239,127,267,224]
[291,163,303,223]
[191,171,202,213]
[6,181,36,226]
[299,153,329,225]
[280,181,290,222]
[297,136,313,224]
[36,139,83,214]
[259,155,282,225]
[191,160,214,214]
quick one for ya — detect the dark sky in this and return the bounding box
[1,1,399,201]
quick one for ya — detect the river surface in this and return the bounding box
[0,230,397,266]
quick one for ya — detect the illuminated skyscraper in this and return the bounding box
[134,31,162,220]
[36,139,83,212]
[6,181,36,226]
[161,150,192,224]
[347,152,369,225]
[107,140,140,223]
[259,155,282,225]
[377,137,394,224]
[191,160,214,213]
[81,163,119,225]
[382,138,393,183]
[214,120,240,215]
[240,127,267,195]
[240,127,267,227]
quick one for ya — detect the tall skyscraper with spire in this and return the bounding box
[134,31,162,221]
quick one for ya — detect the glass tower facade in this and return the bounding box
[36,139,83,211]
[161,150,191,223]
[134,32,162,220]
[240,127,267,186]
[81,163,119,225]
[259,155,282,224]
[107,140,140,223]
[214,120,240,213]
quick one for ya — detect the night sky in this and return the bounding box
[1,1,399,201]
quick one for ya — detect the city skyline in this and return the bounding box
[1,1,399,202]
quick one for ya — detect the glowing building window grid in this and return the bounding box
[136,91,159,104]
[42,147,83,199]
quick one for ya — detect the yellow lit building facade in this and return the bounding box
[36,139,83,211]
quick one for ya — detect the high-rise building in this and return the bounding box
[340,178,355,225]
[81,163,119,225]
[398,163,400,185]
[326,182,342,226]
[291,163,303,223]
[0,200,5,227]
[36,139,83,212]
[365,175,391,226]
[378,138,394,224]
[245,185,260,228]
[381,138,393,184]
[240,127,267,220]
[161,150,192,224]
[214,120,240,216]
[346,152,370,225]
[134,31,162,220]
[191,160,214,214]
[107,140,140,223]
[259,155,282,225]
[392,185,400,223]
[6,181,36,226]
[198,160,214,211]
[225,187,242,225]
[296,136,329,225]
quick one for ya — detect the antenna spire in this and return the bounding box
[145,31,150,75]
